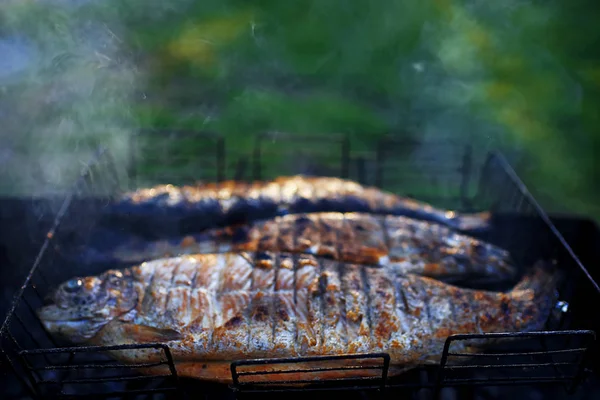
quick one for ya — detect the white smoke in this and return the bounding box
[0,2,140,197]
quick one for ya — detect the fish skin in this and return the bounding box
[37,253,558,384]
[99,212,515,283]
[103,176,492,238]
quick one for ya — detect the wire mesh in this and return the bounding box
[231,353,390,393]
[1,134,598,400]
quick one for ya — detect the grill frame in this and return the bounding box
[1,133,598,400]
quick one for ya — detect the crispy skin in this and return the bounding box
[105,176,491,237]
[82,253,557,383]
[107,213,515,282]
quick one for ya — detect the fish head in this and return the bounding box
[37,269,138,344]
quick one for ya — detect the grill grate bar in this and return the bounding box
[38,374,173,385]
[20,343,176,354]
[442,376,574,385]
[232,385,384,393]
[236,376,383,386]
[57,387,179,399]
[447,347,588,357]
[236,364,384,377]
[442,362,575,370]
[231,353,390,393]
[30,361,168,371]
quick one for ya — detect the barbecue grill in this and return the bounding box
[1,132,599,400]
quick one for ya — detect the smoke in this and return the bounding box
[0,1,140,198]
[396,1,585,192]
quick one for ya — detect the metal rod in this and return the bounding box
[447,347,588,357]
[1,343,39,399]
[31,361,167,371]
[459,144,472,211]
[341,134,350,179]
[375,139,385,188]
[217,136,225,183]
[252,135,262,181]
[236,365,384,377]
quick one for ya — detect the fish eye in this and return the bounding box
[64,279,83,293]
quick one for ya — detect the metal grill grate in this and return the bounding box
[231,353,390,393]
[1,133,598,400]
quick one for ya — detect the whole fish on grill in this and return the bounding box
[88,212,515,283]
[103,176,492,238]
[37,253,558,384]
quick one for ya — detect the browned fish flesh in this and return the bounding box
[103,175,492,238]
[100,212,515,283]
[37,253,558,384]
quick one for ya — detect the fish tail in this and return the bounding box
[512,260,561,295]
[510,260,562,330]
[453,211,492,232]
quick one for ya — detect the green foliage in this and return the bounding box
[1,0,598,220]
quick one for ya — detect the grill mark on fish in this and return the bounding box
[397,278,410,313]
[163,261,179,321]
[293,214,320,254]
[210,255,232,351]
[417,279,435,337]
[258,220,279,253]
[346,214,388,265]
[378,215,392,262]
[391,273,409,341]
[447,290,458,331]
[317,257,327,354]
[140,264,156,315]
[292,254,299,353]
[239,252,254,268]
[248,251,277,355]
[320,260,347,353]
[271,253,280,350]
[336,261,348,352]
[323,214,348,353]
[328,212,348,353]
[275,215,293,253]
[312,214,335,259]
[295,254,321,354]
[339,214,356,264]
[379,272,400,350]
[290,215,299,353]
[190,266,199,290]
[245,252,257,353]
[359,266,374,348]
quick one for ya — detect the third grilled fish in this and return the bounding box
[104,176,491,238]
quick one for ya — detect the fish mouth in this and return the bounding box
[37,304,93,323]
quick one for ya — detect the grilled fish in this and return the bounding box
[104,176,491,238]
[94,212,515,283]
[38,253,558,384]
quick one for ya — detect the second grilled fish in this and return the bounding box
[37,252,558,384]
[93,212,516,283]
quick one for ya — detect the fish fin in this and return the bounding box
[454,211,492,232]
[122,323,183,343]
[513,260,561,295]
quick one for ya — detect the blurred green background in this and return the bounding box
[0,0,598,219]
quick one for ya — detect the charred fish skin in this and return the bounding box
[37,253,558,383]
[95,212,516,283]
[104,176,491,238]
